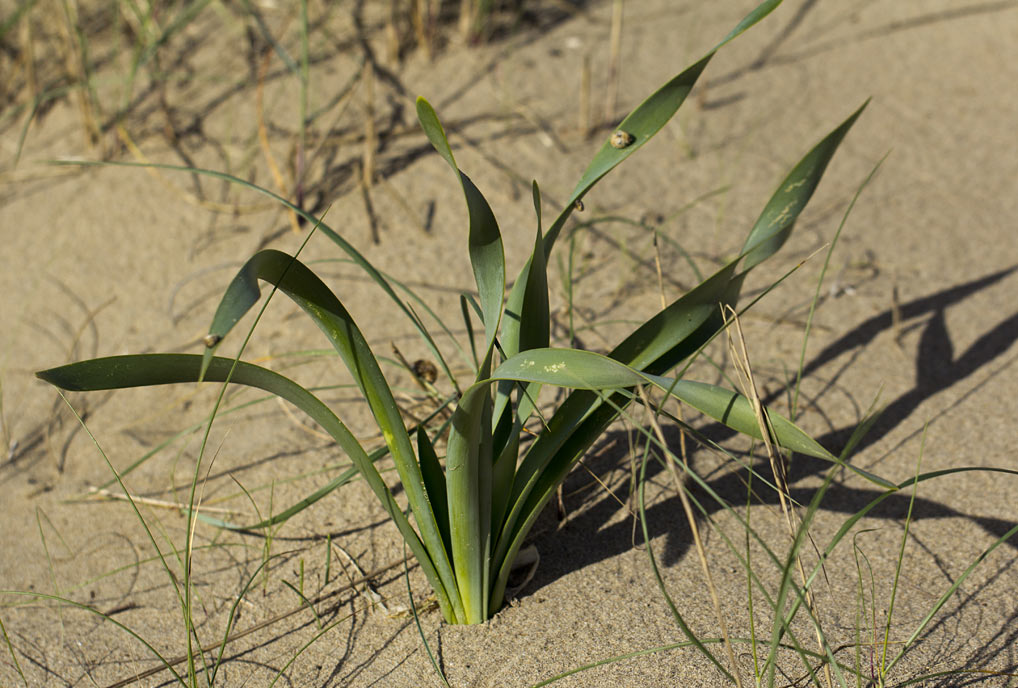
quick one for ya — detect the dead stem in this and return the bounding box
[604,0,624,125]
[256,49,302,235]
[579,52,592,138]
[723,305,833,688]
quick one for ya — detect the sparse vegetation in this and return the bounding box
[3,1,1016,686]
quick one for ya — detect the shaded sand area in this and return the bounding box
[2,1,1017,685]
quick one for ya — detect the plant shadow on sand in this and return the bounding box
[523,264,1018,670]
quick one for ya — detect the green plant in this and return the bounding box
[36,0,889,627]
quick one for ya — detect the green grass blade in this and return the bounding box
[791,155,889,421]
[1,591,185,685]
[637,450,735,683]
[404,543,452,688]
[0,0,35,40]
[886,520,1018,675]
[193,464,360,531]
[0,613,27,686]
[191,397,455,531]
[773,464,1018,679]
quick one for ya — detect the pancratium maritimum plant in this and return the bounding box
[37,0,889,625]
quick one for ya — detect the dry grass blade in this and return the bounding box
[84,487,235,514]
[604,0,624,125]
[723,306,833,688]
[256,48,302,235]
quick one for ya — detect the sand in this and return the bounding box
[2,0,1017,685]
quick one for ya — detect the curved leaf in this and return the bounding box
[416,97,505,353]
[194,249,464,621]
[740,100,869,273]
[542,0,785,257]
[417,426,452,559]
[37,353,460,621]
[489,347,892,487]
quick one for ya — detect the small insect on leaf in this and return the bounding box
[412,359,438,384]
[610,130,635,149]
[203,334,222,348]
[573,199,584,212]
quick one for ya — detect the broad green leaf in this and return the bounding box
[501,49,713,364]
[614,260,738,373]
[740,100,869,272]
[417,426,452,560]
[519,184,550,355]
[415,96,457,171]
[490,258,740,582]
[416,97,505,352]
[494,349,645,390]
[489,408,520,545]
[643,375,834,462]
[494,187,550,444]
[444,381,493,623]
[542,0,785,257]
[544,51,715,254]
[491,349,842,464]
[490,347,893,485]
[489,93,871,603]
[418,98,507,623]
[500,0,785,367]
[37,353,461,622]
[485,342,894,606]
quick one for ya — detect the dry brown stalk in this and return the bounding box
[256,49,302,235]
[579,53,592,138]
[723,305,833,688]
[604,0,624,125]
